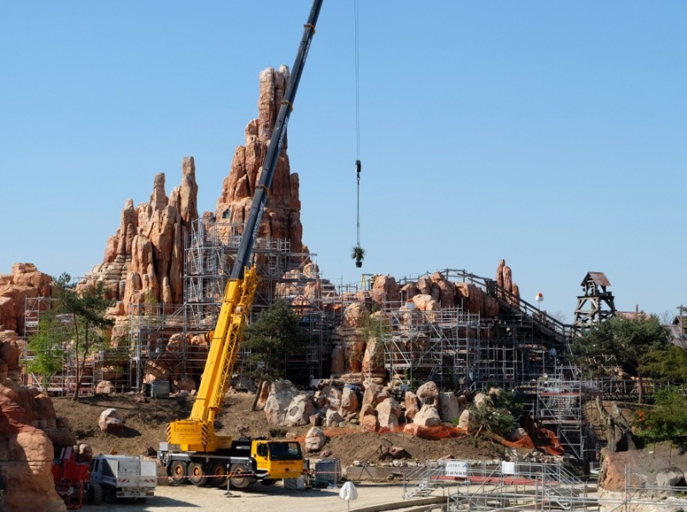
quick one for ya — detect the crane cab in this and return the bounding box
[252,440,304,481]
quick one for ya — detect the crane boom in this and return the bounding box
[231,0,323,280]
[166,0,323,456]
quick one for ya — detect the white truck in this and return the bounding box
[89,455,157,504]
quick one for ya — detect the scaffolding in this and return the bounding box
[22,297,130,395]
[402,459,598,511]
[536,377,600,462]
[382,269,572,392]
[366,269,602,458]
[23,296,52,338]
[128,218,334,388]
[21,247,606,461]
[402,459,687,512]
[384,306,483,390]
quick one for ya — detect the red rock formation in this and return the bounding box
[371,275,401,306]
[0,331,23,383]
[430,272,455,308]
[330,344,345,376]
[417,275,432,295]
[0,402,66,512]
[0,264,52,336]
[404,391,420,421]
[455,283,485,314]
[82,157,199,312]
[412,294,440,312]
[216,66,304,254]
[496,259,506,290]
[0,372,74,512]
[495,259,520,307]
[482,295,499,318]
[342,303,367,328]
[503,266,513,295]
[400,282,419,301]
[511,283,521,306]
[98,408,125,434]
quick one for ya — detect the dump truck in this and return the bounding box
[89,454,156,503]
[158,0,322,490]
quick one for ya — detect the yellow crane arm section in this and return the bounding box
[167,267,259,452]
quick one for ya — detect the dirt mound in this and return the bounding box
[51,391,504,467]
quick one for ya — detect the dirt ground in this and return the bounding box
[51,390,504,468]
[81,482,416,512]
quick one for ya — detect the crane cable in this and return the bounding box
[354,0,362,248]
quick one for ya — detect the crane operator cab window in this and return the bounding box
[269,442,302,461]
[257,444,269,458]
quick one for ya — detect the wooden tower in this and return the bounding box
[573,272,616,331]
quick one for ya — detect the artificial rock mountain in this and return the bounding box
[0,65,310,511]
[0,65,534,511]
[82,65,305,312]
[80,159,199,311]
[0,63,524,385]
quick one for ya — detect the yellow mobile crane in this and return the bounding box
[158,0,323,488]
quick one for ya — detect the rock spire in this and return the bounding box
[216,66,304,253]
[81,157,199,312]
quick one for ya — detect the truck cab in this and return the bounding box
[252,440,304,481]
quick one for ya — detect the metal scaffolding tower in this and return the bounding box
[384,306,483,390]
[128,218,334,388]
[536,377,599,461]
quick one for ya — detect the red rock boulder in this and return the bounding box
[0,384,67,512]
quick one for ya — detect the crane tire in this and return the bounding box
[169,460,188,485]
[188,462,208,486]
[209,461,228,487]
[229,464,254,489]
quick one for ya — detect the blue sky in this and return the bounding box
[1,1,685,322]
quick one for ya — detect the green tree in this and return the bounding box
[572,315,670,403]
[52,273,114,401]
[25,311,68,391]
[643,345,687,386]
[464,392,518,439]
[634,387,687,444]
[571,319,617,378]
[243,300,308,383]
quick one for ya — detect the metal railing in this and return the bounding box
[403,460,598,511]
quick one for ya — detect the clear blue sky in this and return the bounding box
[2,1,685,322]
